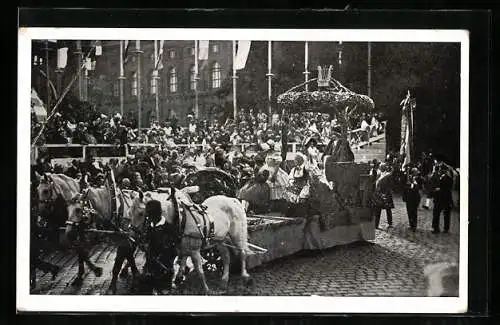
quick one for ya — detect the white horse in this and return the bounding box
[128,187,252,294]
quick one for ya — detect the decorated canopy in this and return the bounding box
[277,66,375,162]
[277,76,375,115]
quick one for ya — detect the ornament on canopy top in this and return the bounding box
[317,65,333,88]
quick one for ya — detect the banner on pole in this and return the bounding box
[156,40,164,71]
[198,40,209,70]
[399,90,415,168]
[95,43,102,56]
[57,47,68,69]
[234,40,251,70]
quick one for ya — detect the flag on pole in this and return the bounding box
[95,41,102,56]
[85,58,92,70]
[154,40,164,71]
[198,40,209,70]
[123,40,131,65]
[234,40,251,70]
[57,47,68,69]
[399,90,414,168]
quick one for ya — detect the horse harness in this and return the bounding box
[159,187,215,248]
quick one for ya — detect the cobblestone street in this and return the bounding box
[31,194,460,296]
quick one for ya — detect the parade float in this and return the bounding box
[183,66,377,271]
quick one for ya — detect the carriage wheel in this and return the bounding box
[201,247,224,275]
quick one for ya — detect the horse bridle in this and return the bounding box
[65,187,94,228]
[38,178,60,206]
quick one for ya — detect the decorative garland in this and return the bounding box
[277,78,375,114]
[277,91,374,113]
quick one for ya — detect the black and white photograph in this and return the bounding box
[18,28,468,313]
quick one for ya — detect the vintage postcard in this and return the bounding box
[18,27,468,313]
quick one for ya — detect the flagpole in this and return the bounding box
[135,40,143,132]
[119,40,125,117]
[232,40,238,121]
[338,41,343,81]
[266,40,273,124]
[367,42,372,98]
[304,41,310,92]
[43,40,51,111]
[154,40,159,121]
[75,41,83,100]
[194,40,199,119]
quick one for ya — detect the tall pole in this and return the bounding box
[266,41,273,124]
[154,40,160,121]
[84,63,89,101]
[232,40,238,121]
[194,40,199,119]
[304,41,309,92]
[135,40,143,132]
[338,41,343,81]
[75,40,83,100]
[367,42,372,98]
[44,40,51,111]
[119,40,125,116]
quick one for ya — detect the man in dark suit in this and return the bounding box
[431,163,453,234]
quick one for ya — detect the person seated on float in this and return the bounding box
[263,144,290,214]
[285,153,309,218]
[322,126,355,164]
[237,154,271,215]
[303,136,321,169]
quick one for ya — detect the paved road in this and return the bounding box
[31,193,459,296]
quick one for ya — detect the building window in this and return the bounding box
[131,72,138,96]
[113,81,119,97]
[211,43,219,53]
[189,65,197,91]
[150,71,158,95]
[168,49,176,59]
[211,62,221,89]
[169,67,177,93]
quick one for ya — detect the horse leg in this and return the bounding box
[78,245,103,278]
[229,226,253,286]
[191,250,210,294]
[239,248,253,286]
[216,243,231,291]
[72,249,85,287]
[173,255,188,288]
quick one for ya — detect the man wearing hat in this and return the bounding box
[431,162,453,234]
[322,127,354,163]
[403,166,423,231]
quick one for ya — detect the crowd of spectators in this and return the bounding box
[32,104,385,148]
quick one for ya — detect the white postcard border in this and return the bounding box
[17,28,469,314]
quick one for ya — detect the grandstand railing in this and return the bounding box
[33,123,385,165]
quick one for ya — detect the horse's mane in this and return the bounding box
[47,173,80,202]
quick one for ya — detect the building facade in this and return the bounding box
[32,40,234,126]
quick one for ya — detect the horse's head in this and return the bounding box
[65,191,92,240]
[37,173,57,216]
